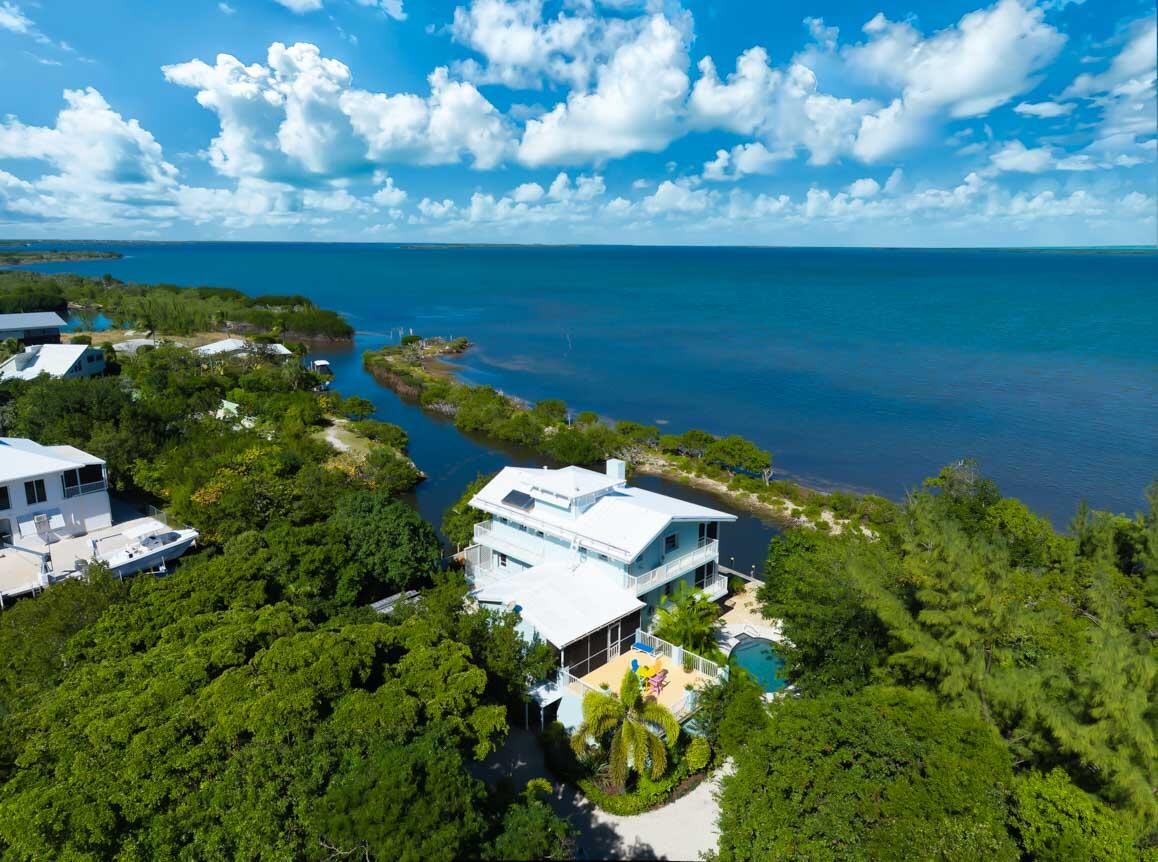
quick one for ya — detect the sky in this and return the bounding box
[0,0,1154,246]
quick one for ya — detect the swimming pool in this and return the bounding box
[730,638,787,692]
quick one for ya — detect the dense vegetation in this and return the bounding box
[0,249,121,266]
[366,338,891,532]
[0,269,353,338]
[704,462,1158,860]
[0,319,571,858]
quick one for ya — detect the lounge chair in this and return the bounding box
[648,669,669,695]
[632,641,656,655]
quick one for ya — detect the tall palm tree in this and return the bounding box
[571,670,680,790]
[652,582,725,661]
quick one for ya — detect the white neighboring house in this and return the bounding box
[0,438,112,548]
[464,459,735,680]
[0,343,106,381]
[0,438,199,607]
[194,338,294,359]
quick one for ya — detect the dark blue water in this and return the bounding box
[23,242,1158,532]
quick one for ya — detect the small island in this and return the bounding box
[0,248,124,266]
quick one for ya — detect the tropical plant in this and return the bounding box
[686,736,711,772]
[571,670,679,791]
[652,582,725,661]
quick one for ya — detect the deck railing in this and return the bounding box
[471,500,635,561]
[634,628,725,679]
[63,480,107,499]
[558,666,605,699]
[696,571,728,600]
[472,521,547,564]
[622,539,717,595]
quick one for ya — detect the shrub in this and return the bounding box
[69,334,92,345]
[686,737,711,772]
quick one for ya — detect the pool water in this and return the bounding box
[730,638,787,692]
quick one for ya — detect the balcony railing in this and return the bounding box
[62,480,107,499]
[621,538,718,596]
[472,521,547,565]
[634,628,726,679]
[471,499,636,561]
[696,571,728,601]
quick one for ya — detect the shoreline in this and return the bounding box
[363,340,877,535]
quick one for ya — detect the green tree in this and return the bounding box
[442,472,496,548]
[1011,769,1141,862]
[483,779,574,861]
[703,434,773,483]
[716,687,1018,862]
[652,582,725,661]
[571,670,679,790]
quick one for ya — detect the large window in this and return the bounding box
[664,533,679,554]
[0,518,10,546]
[61,464,106,498]
[0,486,9,511]
[24,479,47,505]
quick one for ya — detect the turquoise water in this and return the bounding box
[22,242,1158,526]
[730,638,787,692]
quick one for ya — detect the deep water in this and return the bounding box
[23,242,1158,563]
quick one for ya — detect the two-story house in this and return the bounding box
[0,343,106,381]
[0,312,67,345]
[463,459,735,681]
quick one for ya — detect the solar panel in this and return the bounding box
[502,489,535,510]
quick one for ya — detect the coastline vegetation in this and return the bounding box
[700,461,1158,860]
[0,269,354,339]
[0,289,573,859]
[366,336,891,533]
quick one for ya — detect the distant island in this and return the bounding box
[0,249,123,266]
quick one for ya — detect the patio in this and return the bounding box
[579,648,711,716]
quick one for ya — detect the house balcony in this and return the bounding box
[621,538,719,596]
[472,520,547,566]
[63,480,107,499]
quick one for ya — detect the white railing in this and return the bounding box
[473,521,547,564]
[472,500,635,561]
[622,539,718,595]
[696,571,728,601]
[559,666,605,699]
[462,543,491,578]
[635,628,725,679]
[63,480,107,499]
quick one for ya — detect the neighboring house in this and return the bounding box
[113,337,180,355]
[0,343,106,381]
[0,438,112,551]
[194,338,294,359]
[464,459,735,710]
[0,312,67,345]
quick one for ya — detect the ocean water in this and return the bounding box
[23,243,1158,541]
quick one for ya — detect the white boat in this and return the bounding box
[94,520,199,576]
[310,358,334,376]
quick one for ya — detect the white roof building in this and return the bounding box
[465,459,735,685]
[194,338,294,359]
[0,343,105,381]
[0,312,67,344]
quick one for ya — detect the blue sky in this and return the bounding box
[1,0,1154,245]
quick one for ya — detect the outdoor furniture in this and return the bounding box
[647,670,669,696]
[632,642,656,655]
[630,658,640,674]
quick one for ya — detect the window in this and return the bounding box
[61,465,105,497]
[86,353,99,364]
[664,533,679,554]
[24,479,47,505]
[0,518,10,546]
[497,552,508,569]
[0,486,9,511]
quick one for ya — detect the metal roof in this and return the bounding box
[0,312,67,330]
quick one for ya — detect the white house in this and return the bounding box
[194,338,294,359]
[464,459,735,681]
[0,343,106,381]
[0,312,67,345]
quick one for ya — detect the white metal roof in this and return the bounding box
[0,438,104,483]
[194,338,293,357]
[470,463,736,562]
[475,560,644,647]
[0,312,67,331]
[0,344,92,381]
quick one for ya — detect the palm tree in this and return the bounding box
[571,670,680,790]
[652,582,725,661]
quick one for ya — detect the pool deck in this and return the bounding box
[718,581,783,654]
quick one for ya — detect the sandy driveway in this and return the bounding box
[475,729,726,860]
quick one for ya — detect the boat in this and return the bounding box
[93,520,199,577]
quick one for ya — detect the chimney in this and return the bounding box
[606,458,626,482]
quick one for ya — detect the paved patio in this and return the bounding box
[581,649,710,712]
[719,580,783,650]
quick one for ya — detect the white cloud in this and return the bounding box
[846,177,880,198]
[273,0,323,12]
[371,175,407,207]
[517,13,691,166]
[643,179,711,215]
[511,181,544,203]
[848,0,1066,161]
[218,2,236,14]
[1014,101,1074,118]
[883,167,904,193]
[726,189,791,220]
[0,1,33,34]
[164,43,515,177]
[546,171,605,201]
[990,140,1053,173]
[702,142,791,182]
[418,197,456,218]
